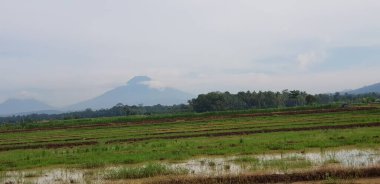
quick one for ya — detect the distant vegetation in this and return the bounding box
[0,90,379,123]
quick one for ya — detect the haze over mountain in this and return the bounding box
[346,82,380,94]
[67,76,194,111]
[0,98,55,116]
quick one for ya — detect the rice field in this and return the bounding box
[1,105,380,183]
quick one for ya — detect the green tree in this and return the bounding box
[305,95,317,105]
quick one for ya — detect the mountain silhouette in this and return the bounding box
[0,98,54,116]
[67,76,193,110]
[346,82,380,94]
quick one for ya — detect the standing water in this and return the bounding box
[2,148,380,183]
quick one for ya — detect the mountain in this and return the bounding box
[0,98,54,116]
[346,82,380,94]
[67,76,194,111]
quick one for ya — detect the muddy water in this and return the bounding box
[2,148,380,183]
[2,169,103,184]
[170,157,244,175]
[258,149,380,167]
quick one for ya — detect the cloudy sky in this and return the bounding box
[1,0,380,107]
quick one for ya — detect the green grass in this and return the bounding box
[104,164,187,179]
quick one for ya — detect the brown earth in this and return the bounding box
[0,138,93,147]
[0,141,98,151]
[142,121,337,137]
[294,177,380,184]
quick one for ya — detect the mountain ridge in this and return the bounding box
[346,82,380,94]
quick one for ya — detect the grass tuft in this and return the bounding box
[105,163,187,179]
[232,157,259,164]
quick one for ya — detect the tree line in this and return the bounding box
[1,90,379,123]
[189,90,380,112]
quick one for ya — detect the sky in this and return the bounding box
[1,0,380,107]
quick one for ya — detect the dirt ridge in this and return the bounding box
[0,141,98,151]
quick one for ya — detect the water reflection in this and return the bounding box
[171,148,380,175]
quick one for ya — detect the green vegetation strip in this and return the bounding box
[105,122,380,144]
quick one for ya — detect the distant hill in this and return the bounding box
[0,98,55,116]
[67,76,194,111]
[346,82,380,94]
[12,110,62,116]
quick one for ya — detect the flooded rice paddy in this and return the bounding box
[2,147,380,184]
[171,147,380,175]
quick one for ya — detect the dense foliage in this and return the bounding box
[0,104,190,123]
[0,90,379,123]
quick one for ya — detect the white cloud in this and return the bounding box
[297,51,326,70]
[141,80,167,90]
[16,91,36,99]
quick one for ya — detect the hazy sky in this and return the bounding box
[1,0,380,107]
